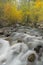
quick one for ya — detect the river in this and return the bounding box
[0,26,43,65]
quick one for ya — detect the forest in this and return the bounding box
[0,0,43,27]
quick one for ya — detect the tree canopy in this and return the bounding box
[0,0,43,26]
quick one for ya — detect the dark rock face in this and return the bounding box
[34,45,42,53]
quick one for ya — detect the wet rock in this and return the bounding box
[5,33,10,37]
[28,54,36,62]
[24,32,26,33]
[0,29,4,35]
[35,35,38,37]
[4,30,11,37]
[34,45,42,53]
[17,39,22,43]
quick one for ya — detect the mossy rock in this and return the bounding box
[17,39,22,43]
[28,54,36,62]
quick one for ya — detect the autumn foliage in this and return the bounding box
[0,0,43,26]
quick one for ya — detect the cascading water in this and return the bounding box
[0,28,43,65]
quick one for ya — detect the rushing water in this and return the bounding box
[0,27,43,65]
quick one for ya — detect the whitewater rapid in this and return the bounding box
[0,28,43,65]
